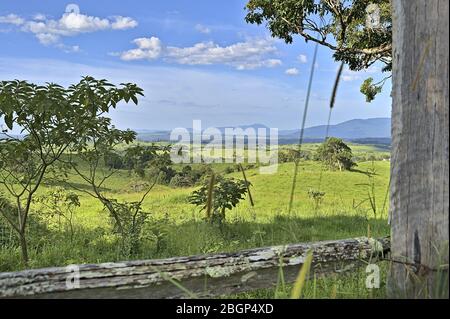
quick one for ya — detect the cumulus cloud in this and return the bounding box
[120,37,163,61]
[111,16,138,30]
[298,54,308,64]
[118,37,282,70]
[195,24,211,34]
[285,68,299,76]
[0,14,24,26]
[22,9,137,37]
[1,4,138,49]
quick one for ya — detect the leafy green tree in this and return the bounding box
[63,126,158,255]
[245,0,392,101]
[0,77,143,265]
[148,149,176,184]
[316,137,356,171]
[104,150,124,170]
[188,175,250,223]
[63,123,160,257]
[123,144,159,177]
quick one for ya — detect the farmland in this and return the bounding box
[0,142,390,298]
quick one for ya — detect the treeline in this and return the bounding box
[104,144,256,188]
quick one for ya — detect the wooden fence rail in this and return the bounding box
[0,237,390,299]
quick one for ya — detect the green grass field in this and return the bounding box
[0,143,391,298]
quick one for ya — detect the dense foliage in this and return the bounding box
[189,175,250,223]
[0,77,143,264]
[316,137,356,171]
[245,0,392,101]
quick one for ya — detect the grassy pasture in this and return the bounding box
[0,143,391,298]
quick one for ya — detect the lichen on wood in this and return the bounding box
[0,236,390,299]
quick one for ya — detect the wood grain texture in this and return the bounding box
[0,237,389,299]
[390,0,449,298]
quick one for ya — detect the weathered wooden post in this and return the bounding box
[390,0,449,298]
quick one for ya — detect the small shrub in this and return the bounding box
[307,189,326,210]
[223,166,235,174]
[144,214,170,254]
[188,175,250,224]
[169,174,195,188]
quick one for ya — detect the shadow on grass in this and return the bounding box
[350,168,377,176]
[0,213,389,272]
[43,180,112,193]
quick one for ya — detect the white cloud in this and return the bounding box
[118,37,282,70]
[59,12,110,32]
[195,24,211,34]
[35,33,60,45]
[120,37,163,61]
[285,68,299,76]
[0,57,392,130]
[0,14,24,26]
[2,4,137,51]
[298,54,307,64]
[111,16,138,30]
[33,14,47,21]
[23,12,110,36]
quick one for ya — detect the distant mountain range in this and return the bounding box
[0,118,391,145]
[136,118,391,145]
[279,117,391,140]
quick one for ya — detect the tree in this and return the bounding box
[123,144,158,177]
[245,0,392,101]
[63,127,158,257]
[104,150,124,170]
[148,149,176,184]
[188,175,250,223]
[389,0,448,298]
[0,77,143,265]
[316,137,356,171]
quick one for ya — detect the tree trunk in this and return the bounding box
[390,0,449,298]
[18,230,29,267]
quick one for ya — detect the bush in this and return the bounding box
[223,166,236,174]
[106,200,150,258]
[307,188,326,210]
[104,151,124,169]
[279,149,311,163]
[169,174,195,188]
[188,175,250,224]
[166,165,216,188]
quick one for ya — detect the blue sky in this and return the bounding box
[0,0,392,130]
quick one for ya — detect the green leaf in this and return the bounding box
[4,114,13,130]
